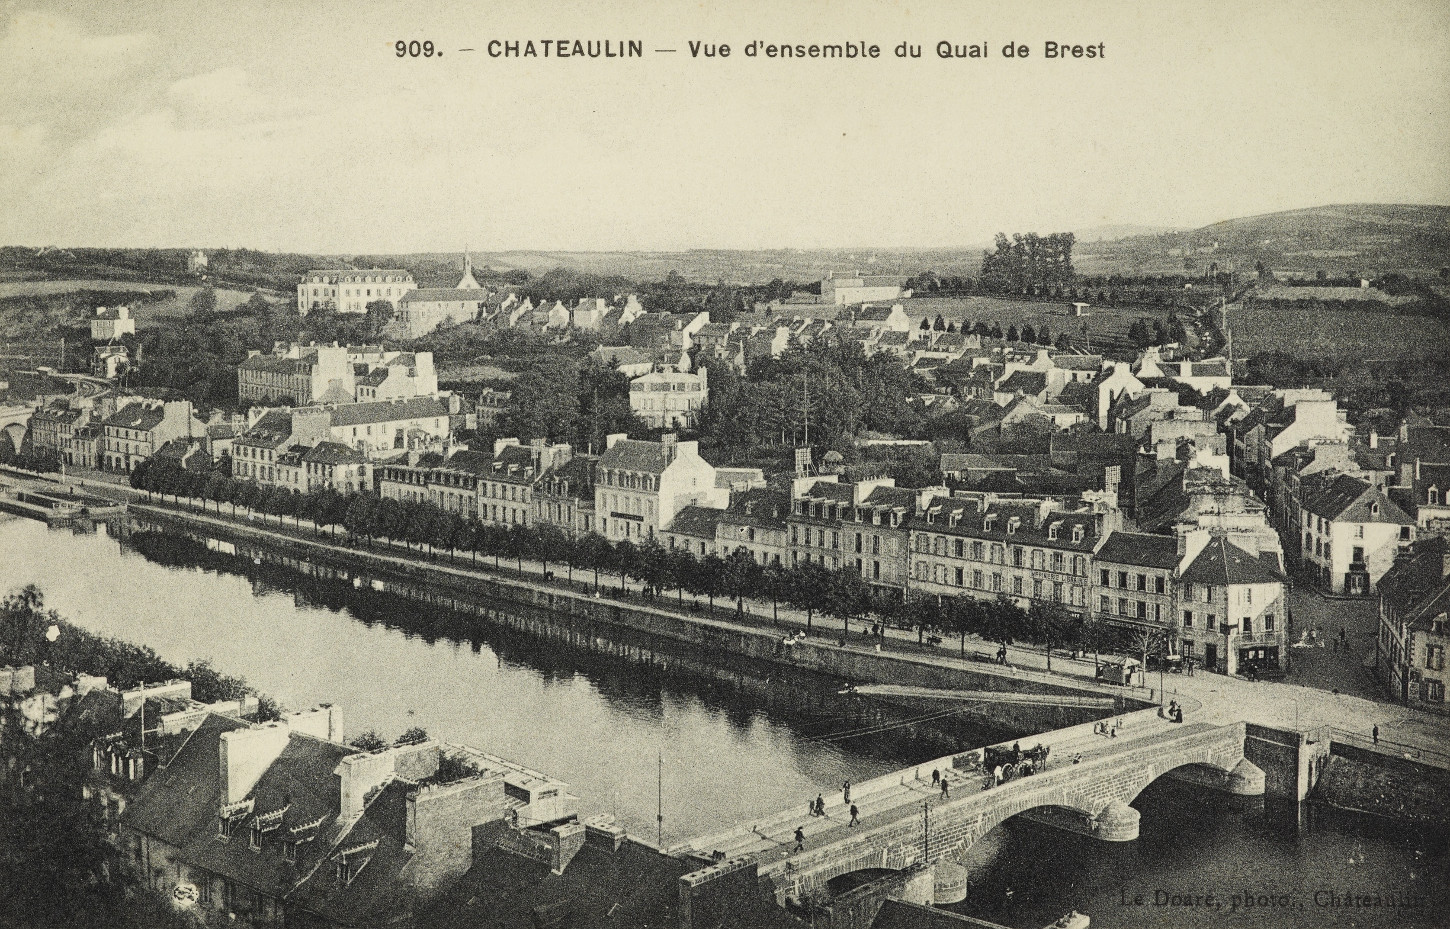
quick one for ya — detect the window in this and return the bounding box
[1101,595,1111,613]
[955,567,964,586]
[1355,525,1364,539]
[1117,571,1128,589]
[1136,573,1147,592]
[1100,568,1111,587]
[973,569,983,588]
[1245,588,1253,605]
[1353,546,1364,564]
[1118,597,1128,616]
[1155,575,1165,594]
[1207,613,1217,631]
[1428,645,1446,671]
[1137,600,1147,619]
[1014,576,1024,595]
[1243,617,1253,634]
[1426,680,1445,702]
[1264,614,1275,633]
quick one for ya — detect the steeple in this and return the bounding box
[458,246,480,290]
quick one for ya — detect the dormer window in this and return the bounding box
[1072,525,1085,543]
[1047,522,1060,541]
[1371,503,1380,517]
[1431,487,1441,506]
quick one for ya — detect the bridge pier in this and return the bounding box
[1094,800,1140,842]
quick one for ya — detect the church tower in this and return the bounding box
[458,247,481,290]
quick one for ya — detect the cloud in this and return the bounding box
[0,10,154,120]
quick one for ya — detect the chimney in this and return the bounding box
[1369,431,1379,450]
[604,433,624,450]
[283,704,344,743]
[218,724,291,805]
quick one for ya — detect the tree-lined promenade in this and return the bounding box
[126,458,1125,669]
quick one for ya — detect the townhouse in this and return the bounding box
[1298,473,1414,596]
[1377,536,1450,713]
[663,487,790,566]
[787,476,930,590]
[629,368,708,430]
[595,434,723,542]
[297,268,416,315]
[1175,533,1288,676]
[100,400,206,473]
[116,707,577,927]
[909,492,1107,614]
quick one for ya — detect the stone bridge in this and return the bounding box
[680,712,1262,905]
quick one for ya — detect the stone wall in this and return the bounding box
[1244,723,1330,802]
[679,857,760,929]
[405,773,509,891]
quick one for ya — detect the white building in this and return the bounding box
[297,269,416,315]
[629,368,708,429]
[821,274,906,306]
[90,306,135,342]
[595,434,724,542]
[395,253,490,337]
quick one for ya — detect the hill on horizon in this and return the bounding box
[1077,203,1450,277]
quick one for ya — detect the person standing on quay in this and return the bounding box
[941,777,950,800]
[849,804,860,827]
[794,826,805,852]
[1373,724,1379,745]
[843,780,851,805]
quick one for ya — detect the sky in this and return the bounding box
[1,0,1448,253]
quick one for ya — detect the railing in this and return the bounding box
[1330,728,1450,771]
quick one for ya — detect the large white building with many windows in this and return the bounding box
[297,269,416,315]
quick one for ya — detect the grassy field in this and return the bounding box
[898,295,1167,349]
[0,279,258,323]
[1230,305,1450,362]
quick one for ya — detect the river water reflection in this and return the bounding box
[2,516,1444,927]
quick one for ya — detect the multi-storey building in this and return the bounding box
[115,708,576,927]
[595,434,722,542]
[908,492,1106,614]
[1092,530,1179,631]
[1175,533,1288,675]
[27,402,89,462]
[238,343,439,406]
[395,254,491,337]
[297,268,416,315]
[90,305,135,341]
[629,368,708,430]
[1298,473,1414,596]
[663,487,791,566]
[1377,536,1450,713]
[100,400,206,473]
[534,454,598,537]
[788,476,928,589]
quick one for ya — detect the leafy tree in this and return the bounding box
[397,726,429,745]
[720,548,762,617]
[1026,600,1074,672]
[349,730,387,752]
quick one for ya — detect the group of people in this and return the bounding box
[1166,700,1185,723]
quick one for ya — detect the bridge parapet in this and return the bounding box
[763,720,1253,904]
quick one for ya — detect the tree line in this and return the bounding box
[128,458,1143,669]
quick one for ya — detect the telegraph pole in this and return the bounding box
[656,751,664,848]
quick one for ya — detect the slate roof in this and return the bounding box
[598,439,678,474]
[238,411,294,446]
[1053,354,1104,371]
[400,288,489,303]
[723,488,789,528]
[1179,537,1284,586]
[1301,474,1413,524]
[1379,536,1450,630]
[855,305,899,321]
[324,397,448,427]
[665,505,726,540]
[303,441,366,466]
[239,354,309,374]
[103,404,165,431]
[919,499,1099,549]
[996,370,1047,396]
[1095,530,1181,570]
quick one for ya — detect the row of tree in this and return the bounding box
[129,458,1160,670]
[979,232,1077,293]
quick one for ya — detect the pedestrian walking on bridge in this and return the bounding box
[794,826,805,852]
[849,804,860,827]
[842,780,851,805]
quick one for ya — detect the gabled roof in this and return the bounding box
[1379,536,1450,630]
[996,370,1047,395]
[400,288,489,303]
[1301,474,1413,524]
[1095,530,1181,570]
[1179,537,1284,587]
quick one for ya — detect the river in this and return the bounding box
[2,515,1445,928]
